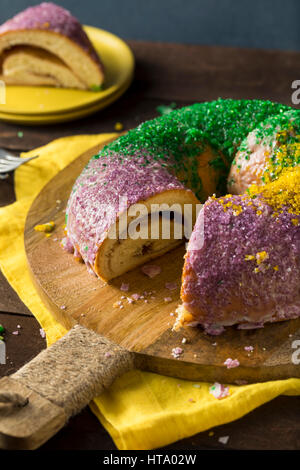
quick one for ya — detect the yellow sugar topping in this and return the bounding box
[34,221,55,233]
[248,167,300,215]
[263,139,300,184]
[256,251,269,264]
[114,122,124,131]
[245,251,269,267]
[232,204,243,216]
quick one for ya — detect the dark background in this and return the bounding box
[0,0,300,51]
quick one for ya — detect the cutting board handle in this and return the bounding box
[0,324,134,450]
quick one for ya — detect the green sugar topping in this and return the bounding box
[233,109,300,185]
[92,99,291,198]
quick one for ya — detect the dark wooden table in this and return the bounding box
[0,40,300,450]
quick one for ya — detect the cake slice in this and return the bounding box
[65,152,199,281]
[179,167,300,333]
[0,2,104,90]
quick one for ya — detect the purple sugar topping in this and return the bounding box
[182,194,300,328]
[66,153,187,269]
[0,2,102,66]
[61,236,74,253]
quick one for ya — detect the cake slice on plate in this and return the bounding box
[0,2,104,90]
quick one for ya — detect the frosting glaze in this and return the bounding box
[181,167,300,328]
[0,2,101,66]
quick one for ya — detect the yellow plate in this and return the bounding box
[0,79,131,125]
[0,25,134,116]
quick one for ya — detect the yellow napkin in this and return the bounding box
[0,134,300,450]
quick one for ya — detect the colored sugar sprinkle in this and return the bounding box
[40,328,46,339]
[218,436,230,445]
[114,122,123,131]
[209,382,230,399]
[224,358,240,369]
[90,84,103,92]
[205,324,225,335]
[172,347,184,358]
[141,264,161,278]
[120,282,129,292]
[165,282,177,290]
[131,293,140,301]
[34,221,55,233]
[156,102,177,115]
[256,251,269,264]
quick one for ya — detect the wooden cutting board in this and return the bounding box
[24,139,300,385]
[1,138,299,450]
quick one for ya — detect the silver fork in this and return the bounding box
[0,149,39,174]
